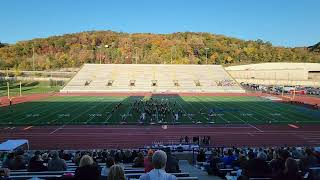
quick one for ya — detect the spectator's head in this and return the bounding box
[211,151,218,157]
[107,165,125,180]
[285,158,299,174]
[6,153,14,160]
[164,147,172,155]
[106,156,115,168]
[279,150,290,160]
[137,152,144,159]
[152,150,167,169]
[257,152,267,161]
[305,148,313,156]
[79,155,94,167]
[42,153,48,160]
[227,149,233,156]
[52,151,59,159]
[248,151,255,160]
[34,151,41,157]
[14,150,24,156]
[147,149,154,158]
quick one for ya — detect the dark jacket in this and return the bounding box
[28,157,47,172]
[243,158,271,178]
[75,165,100,180]
[273,172,303,180]
[165,154,180,173]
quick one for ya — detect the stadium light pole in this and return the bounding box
[205,47,209,64]
[96,45,102,64]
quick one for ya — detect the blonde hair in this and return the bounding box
[107,165,125,180]
[79,155,94,167]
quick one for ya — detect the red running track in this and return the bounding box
[1,124,320,150]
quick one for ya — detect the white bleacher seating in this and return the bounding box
[61,64,244,93]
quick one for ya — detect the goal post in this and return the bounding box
[7,81,10,99]
[281,85,296,101]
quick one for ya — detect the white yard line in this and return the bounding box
[49,125,65,135]
[200,96,264,132]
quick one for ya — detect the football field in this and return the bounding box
[0,95,319,126]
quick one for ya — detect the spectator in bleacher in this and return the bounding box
[242,151,271,178]
[221,149,236,168]
[116,150,125,163]
[75,155,100,180]
[1,153,14,169]
[270,149,290,177]
[144,149,154,173]
[107,164,126,180]
[27,151,48,172]
[299,148,318,172]
[48,151,67,171]
[101,156,115,177]
[273,158,302,180]
[165,148,180,173]
[131,150,138,162]
[74,152,82,166]
[197,149,206,162]
[0,168,10,178]
[291,147,303,159]
[41,153,49,163]
[205,151,223,176]
[139,150,177,180]
[123,150,133,163]
[236,154,247,168]
[133,152,144,168]
[10,153,26,170]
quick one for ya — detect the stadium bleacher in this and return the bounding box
[61,64,244,93]
[1,146,320,180]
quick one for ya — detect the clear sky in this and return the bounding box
[1,0,319,47]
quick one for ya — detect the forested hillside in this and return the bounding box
[0,31,319,71]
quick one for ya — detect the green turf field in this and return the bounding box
[0,95,319,126]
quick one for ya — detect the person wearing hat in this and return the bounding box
[144,149,154,173]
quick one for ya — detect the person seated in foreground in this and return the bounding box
[205,151,223,176]
[1,153,14,169]
[139,150,177,180]
[221,149,236,168]
[273,157,303,180]
[242,151,271,178]
[28,151,48,172]
[107,164,126,180]
[48,151,67,171]
[299,148,318,172]
[197,149,206,162]
[144,149,154,173]
[101,156,115,176]
[133,152,145,167]
[164,148,180,173]
[270,149,290,177]
[0,168,10,178]
[74,155,100,180]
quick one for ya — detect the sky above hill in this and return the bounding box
[1,0,319,47]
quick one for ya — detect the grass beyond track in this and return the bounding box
[0,81,61,97]
[0,95,319,126]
